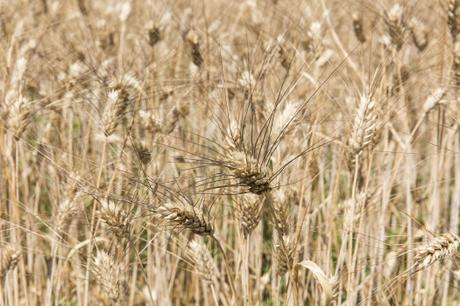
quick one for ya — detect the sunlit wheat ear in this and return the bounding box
[275,35,293,71]
[224,120,242,151]
[56,176,84,234]
[102,88,129,136]
[185,238,218,282]
[92,251,127,303]
[101,74,141,136]
[227,150,271,194]
[385,3,405,51]
[422,88,446,114]
[0,244,21,280]
[2,50,36,139]
[341,191,369,227]
[99,200,132,240]
[352,13,366,43]
[270,189,290,237]
[155,202,214,236]
[56,194,81,234]
[13,97,33,139]
[302,21,325,60]
[413,233,460,270]
[235,194,264,237]
[383,251,399,279]
[270,99,305,137]
[448,0,460,41]
[408,18,429,52]
[347,95,378,165]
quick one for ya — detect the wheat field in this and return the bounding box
[1,0,460,305]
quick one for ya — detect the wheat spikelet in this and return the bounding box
[347,95,377,163]
[453,40,460,86]
[185,238,218,282]
[422,88,446,114]
[274,235,296,274]
[271,189,290,236]
[92,251,127,302]
[164,102,190,134]
[56,177,83,234]
[352,13,366,43]
[235,194,264,236]
[4,94,33,139]
[147,22,161,47]
[302,21,325,60]
[448,0,460,41]
[185,29,203,67]
[386,3,405,51]
[138,110,163,134]
[99,200,132,239]
[413,233,460,270]
[409,17,429,52]
[341,191,369,227]
[0,244,21,279]
[2,55,34,138]
[56,195,80,234]
[133,141,152,165]
[155,202,214,236]
[224,120,242,151]
[227,150,271,194]
[102,88,129,136]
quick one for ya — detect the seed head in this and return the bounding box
[155,202,214,236]
[414,233,460,269]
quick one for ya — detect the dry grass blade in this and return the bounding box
[298,260,337,302]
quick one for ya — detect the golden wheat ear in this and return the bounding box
[0,244,21,280]
[385,3,405,51]
[235,193,264,237]
[184,238,219,283]
[347,94,378,167]
[91,250,127,303]
[408,18,429,52]
[448,0,460,41]
[155,201,214,236]
[413,232,460,270]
